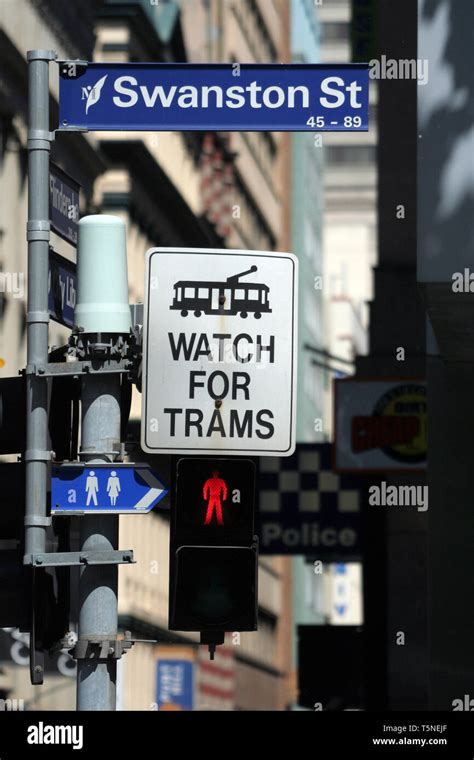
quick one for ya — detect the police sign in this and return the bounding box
[258,444,364,558]
[141,248,298,456]
[58,62,369,132]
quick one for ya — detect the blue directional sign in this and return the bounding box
[50,163,80,246]
[156,660,194,711]
[58,62,369,132]
[51,463,169,515]
[48,249,76,328]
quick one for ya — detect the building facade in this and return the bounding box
[317,0,377,438]
[0,0,105,710]
[291,0,326,443]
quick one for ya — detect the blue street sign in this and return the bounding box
[58,62,369,132]
[49,163,80,246]
[51,463,169,515]
[156,660,194,711]
[48,249,76,328]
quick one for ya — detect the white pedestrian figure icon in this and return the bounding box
[85,470,99,506]
[107,471,121,507]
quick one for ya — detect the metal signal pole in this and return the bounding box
[74,215,132,710]
[76,374,121,710]
[24,52,56,687]
[24,51,55,564]
[26,50,136,709]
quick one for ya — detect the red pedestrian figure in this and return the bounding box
[203,470,228,525]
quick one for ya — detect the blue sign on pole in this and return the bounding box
[51,463,169,515]
[58,62,369,132]
[156,660,194,711]
[49,163,80,246]
[48,249,77,328]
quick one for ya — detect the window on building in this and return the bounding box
[231,0,277,63]
[232,172,276,253]
[325,145,376,165]
[322,21,349,42]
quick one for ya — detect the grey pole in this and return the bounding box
[76,374,121,711]
[24,51,56,560]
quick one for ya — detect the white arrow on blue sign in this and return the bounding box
[51,463,168,515]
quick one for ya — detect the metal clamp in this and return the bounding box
[24,515,52,528]
[26,310,50,327]
[71,631,145,661]
[26,220,50,242]
[28,129,55,149]
[27,50,57,62]
[72,639,133,661]
[24,448,53,462]
[25,550,135,567]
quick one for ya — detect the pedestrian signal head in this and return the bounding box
[169,457,258,656]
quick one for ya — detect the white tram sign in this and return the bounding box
[141,248,298,456]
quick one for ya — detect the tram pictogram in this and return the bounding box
[170,266,271,319]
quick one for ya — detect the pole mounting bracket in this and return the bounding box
[25,358,135,378]
[24,515,52,528]
[28,128,55,142]
[27,50,57,62]
[24,448,53,462]
[26,310,50,327]
[58,60,89,79]
[24,550,135,567]
[26,220,50,242]
[71,630,154,661]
